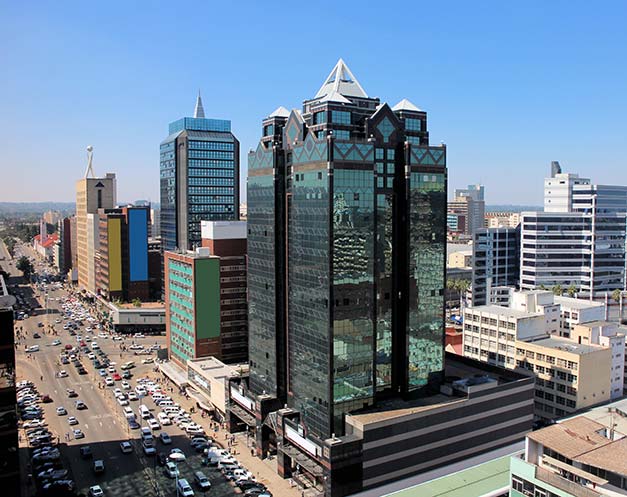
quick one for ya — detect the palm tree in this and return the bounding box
[552,284,563,296]
[567,285,577,298]
[612,289,623,323]
[456,279,470,310]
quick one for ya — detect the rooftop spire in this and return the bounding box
[194,90,205,118]
[314,58,368,99]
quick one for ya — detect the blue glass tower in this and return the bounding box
[160,93,239,251]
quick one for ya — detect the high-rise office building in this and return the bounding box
[521,164,627,297]
[247,58,447,438]
[164,221,247,367]
[76,153,116,291]
[227,59,536,496]
[159,93,239,252]
[0,277,18,496]
[96,205,150,302]
[448,184,485,236]
[471,226,520,306]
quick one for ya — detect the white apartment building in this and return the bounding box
[554,295,605,338]
[521,166,627,297]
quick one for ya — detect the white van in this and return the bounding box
[123,407,135,419]
[139,405,151,419]
[158,412,172,425]
[157,399,175,407]
[162,406,180,415]
[177,478,195,497]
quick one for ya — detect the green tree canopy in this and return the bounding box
[16,256,33,278]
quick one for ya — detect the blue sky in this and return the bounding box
[2,1,626,204]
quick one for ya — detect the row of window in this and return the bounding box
[188,187,234,195]
[188,140,233,151]
[188,168,234,178]
[188,177,234,186]
[188,150,234,160]
[188,159,235,169]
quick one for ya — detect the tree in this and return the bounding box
[567,285,577,298]
[131,298,142,308]
[552,284,563,296]
[539,284,547,291]
[16,256,33,278]
[456,279,470,310]
[612,288,622,303]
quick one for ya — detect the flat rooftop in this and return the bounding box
[385,454,513,497]
[113,301,164,309]
[188,356,248,378]
[526,336,604,355]
[348,354,530,425]
[466,304,540,319]
[554,295,605,310]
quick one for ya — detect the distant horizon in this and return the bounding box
[2,2,626,204]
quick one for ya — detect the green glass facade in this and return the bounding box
[247,66,447,440]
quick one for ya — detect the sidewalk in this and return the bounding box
[148,373,301,497]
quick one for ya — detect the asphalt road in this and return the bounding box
[13,241,236,496]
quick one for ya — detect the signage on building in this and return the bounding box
[230,386,254,411]
[285,424,321,457]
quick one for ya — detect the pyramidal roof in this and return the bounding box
[314,59,368,99]
[194,91,206,118]
[392,98,422,112]
[319,90,351,104]
[268,106,290,118]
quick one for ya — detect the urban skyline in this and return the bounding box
[2,2,627,204]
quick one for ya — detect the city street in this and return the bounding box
[12,242,238,496]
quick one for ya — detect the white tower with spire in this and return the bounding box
[194,90,206,118]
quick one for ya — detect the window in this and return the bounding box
[405,118,422,131]
[376,148,384,160]
[264,124,274,136]
[313,111,327,124]
[332,111,351,125]
[333,129,350,140]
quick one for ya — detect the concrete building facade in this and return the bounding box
[76,172,116,291]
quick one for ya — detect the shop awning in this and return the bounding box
[186,388,215,413]
[159,362,189,387]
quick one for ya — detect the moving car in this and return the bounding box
[120,441,133,454]
[75,400,87,410]
[73,428,85,439]
[93,459,105,474]
[67,416,78,425]
[159,432,172,444]
[56,406,67,416]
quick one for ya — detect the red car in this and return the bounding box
[41,394,53,403]
[112,373,122,381]
[79,341,86,347]
[64,344,73,350]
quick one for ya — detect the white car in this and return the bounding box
[67,416,78,425]
[105,377,114,386]
[114,388,122,397]
[121,381,131,390]
[120,441,133,454]
[128,392,138,401]
[117,397,129,406]
[169,448,186,461]
[158,412,172,425]
[57,370,68,378]
[148,418,161,430]
[107,366,116,373]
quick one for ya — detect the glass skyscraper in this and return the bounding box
[247,60,447,439]
[160,93,239,252]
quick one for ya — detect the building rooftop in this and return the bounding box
[188,356,248,379]
[575,437,627,477]
[348,354,530,426]
[314,58,368,99]
[466,304,541,319]
[526,336,604,355]
[112,301,164,310]
[384,454,512,497]
[569,397,627,444]
[554,295,605,310]
[527,417,610,459]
